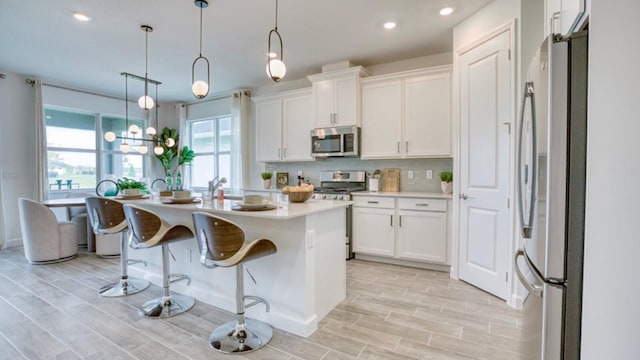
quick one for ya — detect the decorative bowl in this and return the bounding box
[283,189,313,203]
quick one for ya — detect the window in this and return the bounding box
[45,108,147,193]
[188,116,233,190]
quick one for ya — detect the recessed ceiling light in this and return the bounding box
[73,12,91,22]
[383,21,397,30]
[439,6,454,16]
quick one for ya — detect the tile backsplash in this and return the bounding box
[259,158,453,193]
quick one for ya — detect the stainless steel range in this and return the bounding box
[312,170,366,201]
[312,170,366,259]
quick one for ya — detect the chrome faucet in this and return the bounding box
[208,176,227,192]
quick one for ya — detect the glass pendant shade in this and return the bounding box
[145,126,156,136]
[138,143,148,154]
[165,138,176,147]
[192,80,209,98]
[120,142,131,153]
[104,131,116,142]
[266,59,286,81]
[138,95,154,110]
[154,145,164,155]
[128,124,140,134]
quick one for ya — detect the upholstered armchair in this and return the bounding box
[18,198,78,264]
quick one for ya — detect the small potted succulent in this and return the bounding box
[261,172,273,189]
[117,177,148,196]
[439,171,453,194]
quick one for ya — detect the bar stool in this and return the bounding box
[192,212,277,353]
[85,197,149,297]
[123,204,195,318]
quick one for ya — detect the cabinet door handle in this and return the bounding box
[397,141,400,154]
[416,203,429,207]
[278,148,281,158]
[390,214,393,227]
[405,141,409,153]
[399,215,402,227]
[367,201,379,204]
[334,113,338,124]
[284,147,287,158]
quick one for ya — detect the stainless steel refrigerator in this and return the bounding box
[514,30,588,360]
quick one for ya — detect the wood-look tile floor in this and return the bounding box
[0,247,525,359]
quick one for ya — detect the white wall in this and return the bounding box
[581,0,640,358]
[0,71,36,247]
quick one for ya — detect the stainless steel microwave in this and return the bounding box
[310,125,360,157]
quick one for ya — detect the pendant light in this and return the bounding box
[266,0,286,82]
[192,0,210,98]
[138,25,155,110]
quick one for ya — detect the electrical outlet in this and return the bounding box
[426,170,433,179]
[408,170,414,179]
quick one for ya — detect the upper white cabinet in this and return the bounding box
[361,66,452,159]
[308,66,370,128]
[545,0,587,36]
[254,89,313,162]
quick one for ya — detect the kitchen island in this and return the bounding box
[125,198,350,337]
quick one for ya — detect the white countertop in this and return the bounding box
[128,198,351,220]
[351,191,453,199]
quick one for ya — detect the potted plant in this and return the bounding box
[440,171,453,194]
[261,172,273,189]
[117,177,148,196]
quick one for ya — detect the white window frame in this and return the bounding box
[187,115,233,191]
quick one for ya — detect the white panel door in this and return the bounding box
[255,99,282,162]
[334,76,358,126]
[397,210,447,263]
[361,80,402,158]
[404,72,452,157]
[282,94,313,161]
[458,30,512,300]
[313,79,335,128]
[352,207,395,257]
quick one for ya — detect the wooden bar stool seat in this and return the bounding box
[85,197,149,297]
[123,204,195,318]
[192,212,277,354]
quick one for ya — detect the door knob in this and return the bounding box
[460,193,469,200]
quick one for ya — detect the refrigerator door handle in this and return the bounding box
[517,81,538,239]
[514,249,543,297]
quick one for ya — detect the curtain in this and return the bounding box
[35,80,49,201]
[231,91,250,193]
[0,176,4,250]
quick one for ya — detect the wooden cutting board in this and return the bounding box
[381,168,400,192]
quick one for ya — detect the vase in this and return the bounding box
[263,179,272,189]
[441,181,452,194]
[122,188,141,196]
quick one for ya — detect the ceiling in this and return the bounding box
[0,0,492,103]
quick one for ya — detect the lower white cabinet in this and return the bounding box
[353,195,449,265]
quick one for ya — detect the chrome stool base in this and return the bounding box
[209,318,273,353]
[139,293,194,318]
[98,278,149,297]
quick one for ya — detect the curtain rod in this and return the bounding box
[185,90,250,106]
[25,78,129,103]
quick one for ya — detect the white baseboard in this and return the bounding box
[3,237,22,249]
[354,254,452,274]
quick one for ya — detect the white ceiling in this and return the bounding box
[0,0,492,103]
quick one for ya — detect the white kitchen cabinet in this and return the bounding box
[352,206,395,257]
[397,198,448,263]
[352,195,449,265]
[360,66,452,159]
[308,66,369,128]
[545,0,587,36]
[254,89,313,162]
